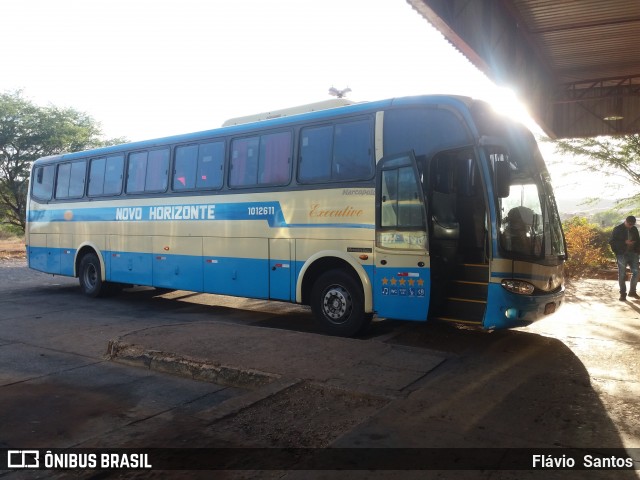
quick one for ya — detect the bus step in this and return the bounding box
[429,261,488,325]
[451,280,488,300]
[440,296,487,322]
[454,263,489,283]
[432,316,483,326]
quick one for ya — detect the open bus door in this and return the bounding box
[374,151,430,321]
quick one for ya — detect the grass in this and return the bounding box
[0,234,25,259]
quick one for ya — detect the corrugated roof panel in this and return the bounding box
[507,0,640,86]
[409,0,640,136]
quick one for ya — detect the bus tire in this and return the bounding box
[78,252,105,298]
[310,270,371,337]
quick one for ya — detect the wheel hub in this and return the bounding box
[85,265,97,286]
[322,286,351,323]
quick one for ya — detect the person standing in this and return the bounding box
[609,215,640,301]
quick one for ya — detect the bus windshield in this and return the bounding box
[491,147,565,260]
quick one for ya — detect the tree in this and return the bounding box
[0,91,126,232]
[551,134,640,208]
[562,216,610,278]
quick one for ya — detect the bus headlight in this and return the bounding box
[501,279,535,295]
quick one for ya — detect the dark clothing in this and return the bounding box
[610,222,640,296]
[609,223,640,255]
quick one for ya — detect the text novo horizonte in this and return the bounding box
[115,205,216,221]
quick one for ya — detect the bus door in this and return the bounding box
[374,152,430,321]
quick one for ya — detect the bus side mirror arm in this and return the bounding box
[495,162,511,198]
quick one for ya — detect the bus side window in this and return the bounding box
[196,141,224,189]
[174,145,198,190]
[55,163,72,199]
[32,165,55,201]
[68,161,87,197]
[230,137,259,187]
[127,152,147,193]
[381,169,399,227]
[145,149,169,192]
[89,157,107,196]
[55,161,86,199]
[299,125,332,183]
[103,155,124,195]
[259,131,291,185]
[333,120,372,181]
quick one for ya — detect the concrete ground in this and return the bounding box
[0,258,639,479]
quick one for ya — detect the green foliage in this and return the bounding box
[0,223,22,237]
[0,90,126,231]
[562,217,611,278]
[592,210,625,228]
[551,134,640,208]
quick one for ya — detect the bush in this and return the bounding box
[563,217,610,278]
[0,224,24,239]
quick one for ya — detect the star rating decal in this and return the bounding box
[379,274,425,297]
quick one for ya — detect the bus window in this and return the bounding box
[230,133,290,187]
[333,120,373,181]
[299,125,332,182]
[258,131,291,185]
[32,165,55,201]
[383,108,471,158]
[175,142,226,190]
[126,149,168,193]
[89,155,123,196]
[230,136,260,187]
[104,155,124,195]
[55,163,71,198]
[55,161,86,199]
[127,152,147,193]
[196,141,224,189]
[145,149,169,192]
[377,153,427,250]
[88,157,106,196]
[174,144,198,190]
[298,119,372,184]
[381,167,425,229]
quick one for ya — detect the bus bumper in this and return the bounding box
[483,282,565,329]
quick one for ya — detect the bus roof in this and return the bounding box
[221,98,357,126]
[33,94,478,166]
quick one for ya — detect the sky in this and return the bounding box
[1,0,628,208]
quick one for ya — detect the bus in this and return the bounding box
[26,95,566,336]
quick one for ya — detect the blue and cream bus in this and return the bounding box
[26,95,566,336]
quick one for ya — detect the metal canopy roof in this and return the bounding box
[408,0,640,138]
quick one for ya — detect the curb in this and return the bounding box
[106,340,280,390]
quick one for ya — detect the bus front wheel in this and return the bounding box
[78,252,105,298]
[310,270,371,337]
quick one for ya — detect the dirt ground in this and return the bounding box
[0,237,25,260]
[1,248,638,477]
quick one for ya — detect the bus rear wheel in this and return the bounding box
[78,252,105,298]
[310,270,371,337]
